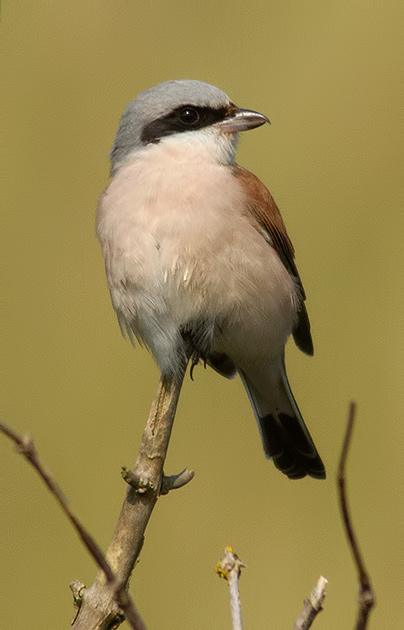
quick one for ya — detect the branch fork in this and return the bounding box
[122,465,194,495]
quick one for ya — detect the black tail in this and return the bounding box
[240,367,326,480]
[258,412,325,479]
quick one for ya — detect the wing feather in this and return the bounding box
[232,165,313,356]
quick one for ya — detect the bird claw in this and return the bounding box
[190,353,200,381]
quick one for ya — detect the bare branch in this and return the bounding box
[71,365,188,628]
[0,422,145,630]
[337,401,376,629]
[216,546,246,630]
[293,575,328,630]
[0,424,113,581]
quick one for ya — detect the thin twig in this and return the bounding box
[293,575,328,630]
[337,401,376,630]
[0,422,145,630]
[216,546,246,630]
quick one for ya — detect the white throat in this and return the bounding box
[124,127,239,170]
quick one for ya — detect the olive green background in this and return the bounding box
[2,1,403,628]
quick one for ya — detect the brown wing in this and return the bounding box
[233,165,313,356]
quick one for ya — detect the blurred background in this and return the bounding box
[2,1,403,628]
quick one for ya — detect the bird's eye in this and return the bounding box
[178,107,200,125]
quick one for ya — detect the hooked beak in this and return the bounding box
[218,107,270,133]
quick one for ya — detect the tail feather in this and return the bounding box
[259,412,325,479]
[239,366,325,480]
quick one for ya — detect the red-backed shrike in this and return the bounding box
[96,80,325,480]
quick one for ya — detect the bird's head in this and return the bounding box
[110,79,269,174]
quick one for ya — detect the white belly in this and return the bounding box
[96,149,298,375]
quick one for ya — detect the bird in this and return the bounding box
[96,79,325,480]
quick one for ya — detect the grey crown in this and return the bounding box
[110,80,231,173]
